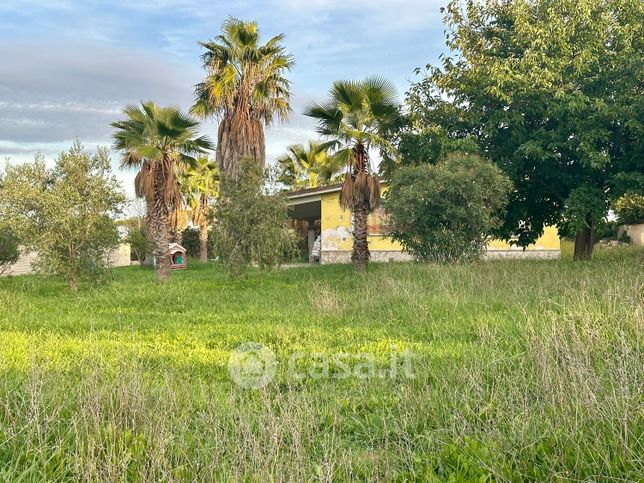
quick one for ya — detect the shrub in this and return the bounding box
[0,227,20,274]
[211,158,297,279]
[613,193,644,225]
[385,153,512,262]
[180,228,200,258]
[0,142,125,290]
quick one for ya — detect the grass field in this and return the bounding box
[0,248,642,481]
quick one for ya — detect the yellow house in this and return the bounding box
[287,183,561,264]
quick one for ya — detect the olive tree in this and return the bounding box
[0,142,125,291]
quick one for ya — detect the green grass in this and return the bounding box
[0,249,642,481]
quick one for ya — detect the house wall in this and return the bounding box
[619,223,644,246]
[1,244,131,277]
[318,191,561,263]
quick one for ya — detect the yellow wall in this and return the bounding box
[319,191,560,252]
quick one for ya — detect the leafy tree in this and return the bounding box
[385,153,512,262]
[305,77,401,271]
[613,193,644,225]
[406,0,644,260]
[192,18,293,179]
[112,102,213,281]
[276,141,342,189]
[0,227,20,275]
[212,157,296,280]
[0,143,125,291]
[177,157,219,261]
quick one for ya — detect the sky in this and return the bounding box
[0,0,448,198]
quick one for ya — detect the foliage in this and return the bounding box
[0,227,20,274]
[112,101,213,280]
[385,153,512,262]
[123,224,150,264]
[176,157,219,261]
[406,0,644,259]
[192,17,293,176]
[613,193,644,225]
[180,227,200,258]
[211,158,296,278]
[277,141,342,189]
[0,142,125,290]
[305,77,401,270]
[0,249,642,479]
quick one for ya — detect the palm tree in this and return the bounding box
[277,141,343,189]
[178,157,219,262]
[112,101,213,281]
[191,17,293,179]
[305,77,400,271]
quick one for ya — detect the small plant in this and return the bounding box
[385,153,512,262]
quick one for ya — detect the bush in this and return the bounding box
[180,228,200,258]
[0,142,125,290]
[0,228,20,274]
[211,158,297,279]
[613,193,644,225]
[385,153,512,262]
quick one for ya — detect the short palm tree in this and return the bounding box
[305,77,400,271]
[191,17,293,179]
[277,141,342,189]
[178,157,219,262]
[112,101,213,281]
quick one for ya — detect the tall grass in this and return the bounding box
[0,249,642,480]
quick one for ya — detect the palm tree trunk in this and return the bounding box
[352,203,370,272]
[217,116,265,179]
[151,161,171,281]
[199,221,208,262]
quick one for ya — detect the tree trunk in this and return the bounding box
[68,277,78,293]
[151,160,171,281]
[352,203,370,272]
[216,116,265,180]
[199,222,208,262]
[573,226,595,260]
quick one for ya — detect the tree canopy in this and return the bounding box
[405,0,644,259]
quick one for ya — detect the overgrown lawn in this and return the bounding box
[0,249,642,480]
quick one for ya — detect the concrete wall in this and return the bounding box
[620,223,644,246]
[1,244,131,277]
[318,191,561,264]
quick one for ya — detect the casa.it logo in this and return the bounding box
[228,342,277,389]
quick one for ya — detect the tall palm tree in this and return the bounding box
[178,157,219,262]
[277,141,343,189]
[191,17,293,179]
[305,77,400,271]
[112,101,213,281]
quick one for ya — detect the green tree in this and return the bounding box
[277,141,342,189]
[406,0,644,260]
[212,157,296,280]
[192,18,293,179]
[385,153,512,262]
[0,143,125,291]
[305,77,401,271]
[112,102,212,281]
[0,227,20,275]
[613,193,644,225]
[177,157,219,262]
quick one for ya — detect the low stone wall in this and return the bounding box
[320,248,560,264]
[320,250,414,264]
[484,249,561,259]
[1,244,131,277]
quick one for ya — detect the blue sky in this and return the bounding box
[0,0,447,197]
